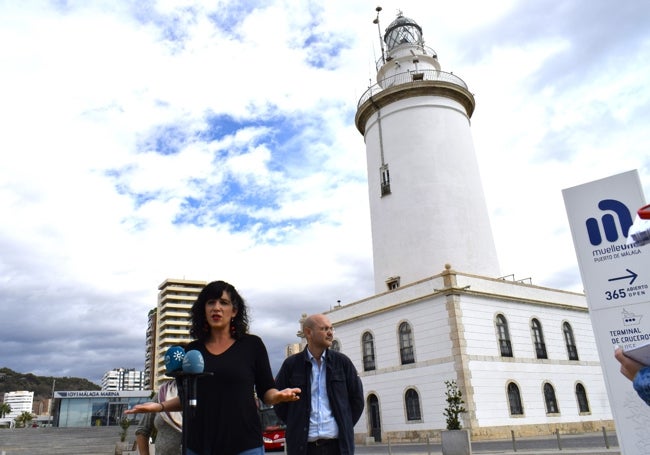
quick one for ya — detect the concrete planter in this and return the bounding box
[441,429,471,455]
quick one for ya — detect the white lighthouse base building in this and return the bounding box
[326,265,614,442]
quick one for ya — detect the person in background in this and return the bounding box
[125,280,300,455]
[134,379,182,455]
[614,347,650,405]
[274,314,364,455]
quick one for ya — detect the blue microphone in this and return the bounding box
[165,346,186,374]
[182,350,205,407]
[182,350,205,374]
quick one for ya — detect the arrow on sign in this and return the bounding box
[608,269,638,285]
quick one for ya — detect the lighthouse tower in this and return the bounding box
[356,11,500,293]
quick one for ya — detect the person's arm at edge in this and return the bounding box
[633,366,650,406]
[135,433,150,455]
[615,347,650,406]
[134,407,154,455]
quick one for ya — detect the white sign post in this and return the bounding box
[563,169,650,455]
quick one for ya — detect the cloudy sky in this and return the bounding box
[1,0,649,386]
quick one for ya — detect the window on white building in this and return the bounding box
[331,339,341,352]
[380,164,391,196]
[531,318,547,359]
[495,314,513,357]
[398,322,415,364]
[543,382,559,414]
[386,276,400,290]
[575,383,590,413]
[362,331,376,371]
[563,322,579,361]
[405,388,421,421]
[507,382,523,415]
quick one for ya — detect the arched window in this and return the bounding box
[367,394,381,442]
[531,318,547,359]
[405,388,421,421]
[575,383,590,413]
[331,339,341,352]
[563,322,579,360]
[496,314,513,357]
[362,332,376,371]
[507,382,523,415]
[543,382,559,414]
[399,322,415,364]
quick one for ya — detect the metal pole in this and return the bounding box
[511,429,517,452]
[387,435,392,455]
[555,429,562,450]
[602,426,610,449]
[49,379,56,423]
[427,435,431,455]
[372,6,385,65]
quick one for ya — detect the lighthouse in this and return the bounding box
[356,11,500,294]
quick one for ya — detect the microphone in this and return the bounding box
[164,346,186,375]
[182,350,205,407]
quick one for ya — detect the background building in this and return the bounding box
[52,390,151,428]
[297,11,614,442]
[148,278,206,390]
[143,308,157,389]
[101,368,145,391]
[2,390,34,420]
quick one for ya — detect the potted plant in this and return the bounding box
[441,380,471,455]
[115,417,132,455]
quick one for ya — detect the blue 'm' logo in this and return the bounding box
[585,199,633,246]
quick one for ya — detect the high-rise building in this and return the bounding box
[150,278,206,389]
[321,11,613,441]
[143,307,157,389]
[101,368,146,391]
[2,391,34,420]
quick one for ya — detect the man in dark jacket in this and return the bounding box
[275,314,364,455]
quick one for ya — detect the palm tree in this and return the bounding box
[15,411,34,428]
[0,402,11,418]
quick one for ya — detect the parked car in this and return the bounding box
[259,406,286,451]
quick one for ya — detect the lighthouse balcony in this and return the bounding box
[357,69,468,108]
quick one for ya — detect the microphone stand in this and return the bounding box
[168,371,213,455]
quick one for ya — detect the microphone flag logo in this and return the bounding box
[165,346,186,374]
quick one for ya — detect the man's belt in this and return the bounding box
[308,438,338,447]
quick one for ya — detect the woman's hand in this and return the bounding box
[124,402,162,415]
[264,387,302,405]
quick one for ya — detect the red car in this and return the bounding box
[260,406,286,451]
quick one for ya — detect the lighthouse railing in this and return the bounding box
[357,69,468,108]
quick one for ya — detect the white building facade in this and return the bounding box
[101,368,146,391]
[328,268,613,440]
[2,390,34,420]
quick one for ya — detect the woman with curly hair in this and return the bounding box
[127,280,300,455]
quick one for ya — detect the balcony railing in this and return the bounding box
[358,69,469,108]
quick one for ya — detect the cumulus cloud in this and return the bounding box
[0,0,648,383]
